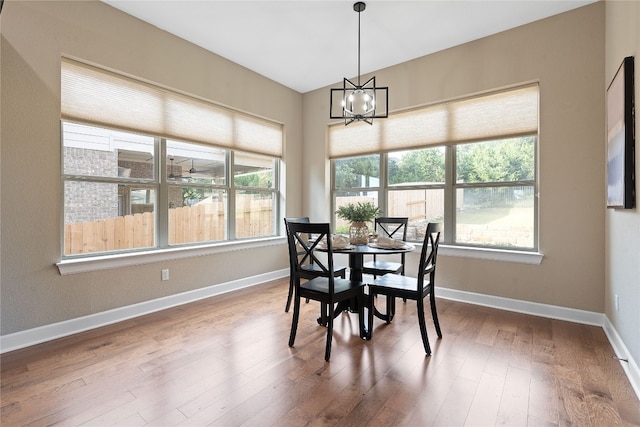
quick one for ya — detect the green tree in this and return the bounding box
[456,137,534,183]
[335,155,379,188]
[389,147,445,184]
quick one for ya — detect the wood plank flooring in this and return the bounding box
[2,278,639,426]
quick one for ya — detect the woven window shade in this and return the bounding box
[61,58,283,157]
[329,84,538,158]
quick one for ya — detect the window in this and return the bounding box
[61,58,282,257]
[387,146,446,242]
[63,124,158,254]
[233,152,278,239]
[166,140,228,245]
[455,138,536,248]
[330,84,538,251]
[334,155,380,234]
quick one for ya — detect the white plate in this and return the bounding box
[332,244,354,250]
[316,243,354,250]
[368,242,413,250]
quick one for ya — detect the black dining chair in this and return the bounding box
[367,222,443,355]
[283,217,347,312]
[363,217,409,279]
[286,221,366,361]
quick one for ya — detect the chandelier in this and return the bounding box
[330,2,388,125]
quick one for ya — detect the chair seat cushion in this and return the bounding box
[301,277,365,295]
[362,261,402,273]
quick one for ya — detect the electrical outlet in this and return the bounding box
[161,269,170,281]
[615,294,619,312]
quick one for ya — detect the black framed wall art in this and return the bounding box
[606,56,635,209]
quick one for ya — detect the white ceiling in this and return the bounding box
[101,0,596,93]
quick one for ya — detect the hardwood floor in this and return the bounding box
[2,278,638,426]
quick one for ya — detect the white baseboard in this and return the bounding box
[0,269,289,354]
[1,275,638,401]
[436,287,605,326]
[603,316,640,399]
[436,286,639,400]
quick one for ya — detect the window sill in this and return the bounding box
[57,239,542,275]
[438,245,543,264]
[56,237,287,275]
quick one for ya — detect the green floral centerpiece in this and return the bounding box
[336,202,381,223]
[335,202,381,244]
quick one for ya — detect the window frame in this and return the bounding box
[61,121,281,260]
[331,135,538,252]
[451,137,538,249]
[231,151,281,241]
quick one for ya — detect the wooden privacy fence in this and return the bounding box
[168,202,225,245]
[64,199,273,255]
[64,212,154,255]
[336,191,444,226]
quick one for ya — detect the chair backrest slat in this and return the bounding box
[373,217,409,269]
[375,217,408,240]
[284,216,314,267]
[286,221,336,294]
[417,222,442,289]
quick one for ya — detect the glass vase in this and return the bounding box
[349,221,369,245]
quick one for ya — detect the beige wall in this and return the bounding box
[304,3,606,311]
[605,0,640,370]
[0,0,301,335]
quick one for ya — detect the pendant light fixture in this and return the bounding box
[330,1,388,125]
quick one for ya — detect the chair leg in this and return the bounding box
[317,303,328,326]
[325,303,334,361]
[366,292,374,340]
[288,293,300,347]
[402,267,407,302]
[417,298,431,355]
[285,276,294,312]
[385,295,395,323]
[358,292,366,339]
[430,291,442,338]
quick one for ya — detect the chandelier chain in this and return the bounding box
[357,6,361,86]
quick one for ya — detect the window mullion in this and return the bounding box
[228,150,235,240]
[380,153,388,215]
[157,138,168,248]
[274,158,281,235]
[444,145,455,244]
